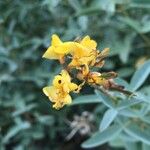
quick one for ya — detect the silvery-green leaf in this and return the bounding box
[82,124,122,148]
[71,95,101,105]
[130,60,150,91]
[100,108,118,131]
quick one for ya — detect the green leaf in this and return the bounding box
[119,17,150,33]
[124,124,150,145]
[114,78,130,88]
[3,122,30,143]
[119,108,139,118]
[130,60,150,91]
[130,0,150,9]
[96,91,115,109]
[82,124,122,148]
[68,0,81,11]
[119,34,135,63]
[100,108,118,131]
[124,141,139,150]
[37,115,54,126]
[117,97,143,110]
[109,136,124,148]
[71,95,101,105]
[142,143,150,150]
[12,104,37,117]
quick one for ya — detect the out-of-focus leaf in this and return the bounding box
[109,136,124,148]
[129,0,150,9]
[96,90,115,108]
[37,115,54,126]
[120,132,139,142]
[82,124,122,148]
[117,68,134,78]
[100,108,118,131]
[119,17,150,33]
[114,78,130,88]
[124,142,139,150]
[12,104,37,117]
[119,108,139,118]
[77,16,88,31]
[124,124,150,145]
[71,95,101,105]
[130,60,150,91]
[142,143,150,150]
[118,34,135,63]
[3,122,30,143]
[68,0,81,11]
[117,97,143,110]
[92,0,116,13]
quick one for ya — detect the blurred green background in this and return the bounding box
[0,0,150,150]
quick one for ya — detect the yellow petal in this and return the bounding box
[54,42,74,54]
[42,46,60,59]
[51,34,62,46]
[53,102,62,110]
[64,94,72,105]
[80,36,97,50]
[61,70,71,82]
[62,84,70,93]
[43,86,57,102]
[53,75,63,88]
[69,83,78,91]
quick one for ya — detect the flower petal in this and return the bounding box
[43,86,57,102]
[80,36,97,50]
[51,34,62,46]
[42,46,60,59]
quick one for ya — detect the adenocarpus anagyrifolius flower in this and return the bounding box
[43,34,75,64]
[43,70,82,109]
[42,34,131,110]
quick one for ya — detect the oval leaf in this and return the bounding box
[100,108,118,131]
[124,124,150,145]
[117,97,143,110]
[71,95,101,105]
[96,91,115,109]
[130,60,150,91]
[82,124,122,148]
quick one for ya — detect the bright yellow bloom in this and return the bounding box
[52,70,78,93]
[43,86,72,109]
[43,34,75,63]
[69,36,98,75]
[43,70,80,109]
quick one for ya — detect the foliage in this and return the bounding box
[0,0,150,150]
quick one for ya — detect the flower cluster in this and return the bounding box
[43,34,120,109]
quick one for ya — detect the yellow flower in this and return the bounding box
[43,86,72,109]
[80,35,97,50]
[69,36,98,75]
[43,70,81,109]
[52,70,78,93]
[43,34,75,63]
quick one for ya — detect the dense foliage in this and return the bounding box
[0,0,150,150]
